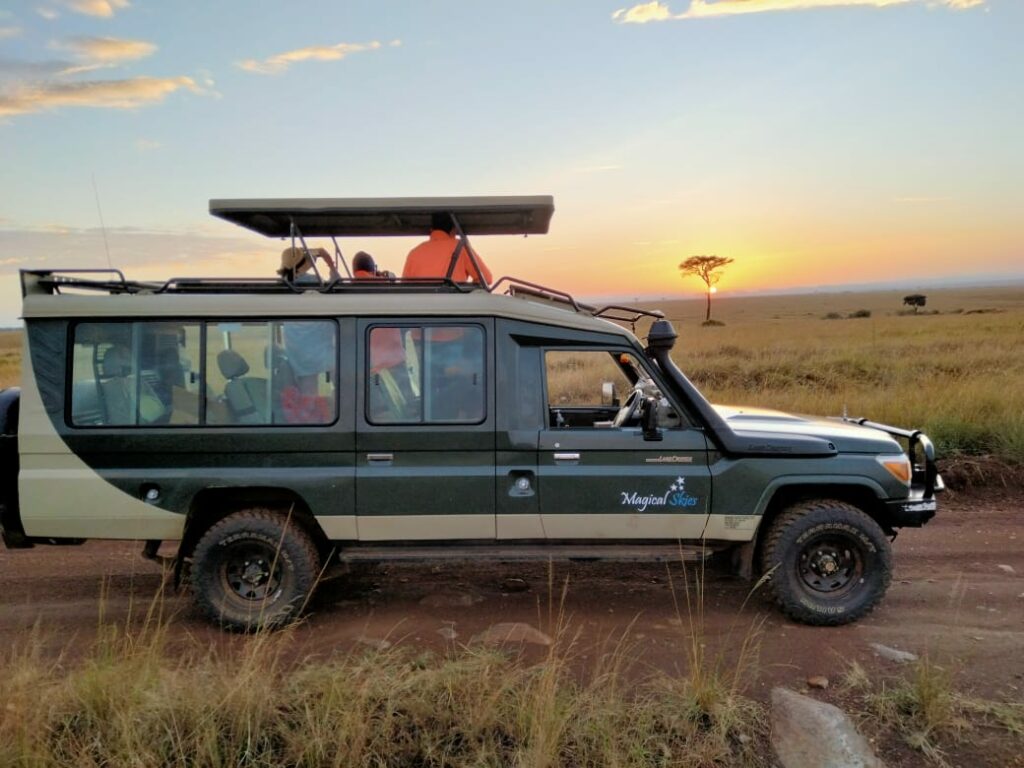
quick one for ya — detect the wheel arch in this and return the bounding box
[745,478,891,578]
[177,486,330,566]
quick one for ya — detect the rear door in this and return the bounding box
[355,318,496,540]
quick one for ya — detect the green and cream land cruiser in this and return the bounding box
[0,197,942,630]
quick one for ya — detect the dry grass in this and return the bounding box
[0,329,19,389]
[843,655,1024,766]
[565,287,1024,462]
[0,569,772,768]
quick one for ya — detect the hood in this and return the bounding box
[713,405,902,454]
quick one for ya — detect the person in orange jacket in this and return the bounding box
[402,213,492,284]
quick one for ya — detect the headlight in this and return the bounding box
[877,454,912,486]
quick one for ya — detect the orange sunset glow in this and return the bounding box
[1,0,1021,321]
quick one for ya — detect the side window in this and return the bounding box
[367,325,485,424]
[206,320,337,425]
[71,322,201,426]
[544,350,640,429]
[545,350,633,408]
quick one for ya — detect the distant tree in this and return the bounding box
[679,255,734,323]
[903,294,927,313]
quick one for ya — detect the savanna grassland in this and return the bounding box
[573,285,1024,463]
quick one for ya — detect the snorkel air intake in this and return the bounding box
[644,320,837,458]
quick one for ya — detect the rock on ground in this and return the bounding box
[501,577,529,592]
[418,591,483,608]
[806,675,829,689]
[356,636,392,651]
[475,622,552,646]
[771,687,885,768]
[869,642,918,664]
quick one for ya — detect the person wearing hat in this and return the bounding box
[277,246,339,282]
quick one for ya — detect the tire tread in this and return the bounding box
[760,499,892,626]
[191,507,320,631]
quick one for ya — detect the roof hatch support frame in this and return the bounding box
[444,213,490,288]
[287,218,325,287]
[330,236,353,280]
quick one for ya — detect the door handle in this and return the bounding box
[553,452,580,462]
[367,453,394,462]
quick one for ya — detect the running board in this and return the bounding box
[337,544,711,564]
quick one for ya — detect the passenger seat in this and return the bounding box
[99,345,167,425]
[217,349,269,424]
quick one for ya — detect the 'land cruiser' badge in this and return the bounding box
[644,455,693,464]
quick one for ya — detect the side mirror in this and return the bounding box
[641,397,663,441]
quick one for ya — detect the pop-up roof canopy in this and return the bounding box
[209,195,554,237]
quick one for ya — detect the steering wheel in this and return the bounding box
[612,387,644,428]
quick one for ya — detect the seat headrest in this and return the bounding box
[217,349,250,380]
[101,345,132,378]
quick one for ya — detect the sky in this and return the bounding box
[0,0,1021,324]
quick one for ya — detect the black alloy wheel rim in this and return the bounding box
[222,542,284,602]
[797,533,865,595]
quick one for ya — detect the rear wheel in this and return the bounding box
[191,508,320,631]
[760,499,892,626]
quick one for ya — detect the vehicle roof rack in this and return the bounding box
[22,269,662,327]
[491,277,664,326]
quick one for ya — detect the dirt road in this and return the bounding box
[2,490,1021,700]
[4,493,1019,692]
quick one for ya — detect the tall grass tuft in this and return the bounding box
[848,655,1024,766]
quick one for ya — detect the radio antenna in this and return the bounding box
[91,173,113,270]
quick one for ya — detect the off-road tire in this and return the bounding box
[760,499,892,626]
[191,508,320,632]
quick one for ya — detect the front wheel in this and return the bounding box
[191,508,321,631]
[760,500,892,626]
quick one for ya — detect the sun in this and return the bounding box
[709,286,718,294]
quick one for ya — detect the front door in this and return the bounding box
[537,349,711,539]
[355,318,495,540]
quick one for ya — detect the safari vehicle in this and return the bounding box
[0,196,942,631]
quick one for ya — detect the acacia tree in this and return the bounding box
[903,294,927,313]
[679,255,734,322]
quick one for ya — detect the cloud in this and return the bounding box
[237,40,388,75]
[612,0,985,23]
[134,137,160,151]
[0,57,71,79]
[37,8,61,20]
[0,76,204,118]
[60,0,129,18]
[612,2,672,23]
[56,36,157,63]
[0,26,23,39]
